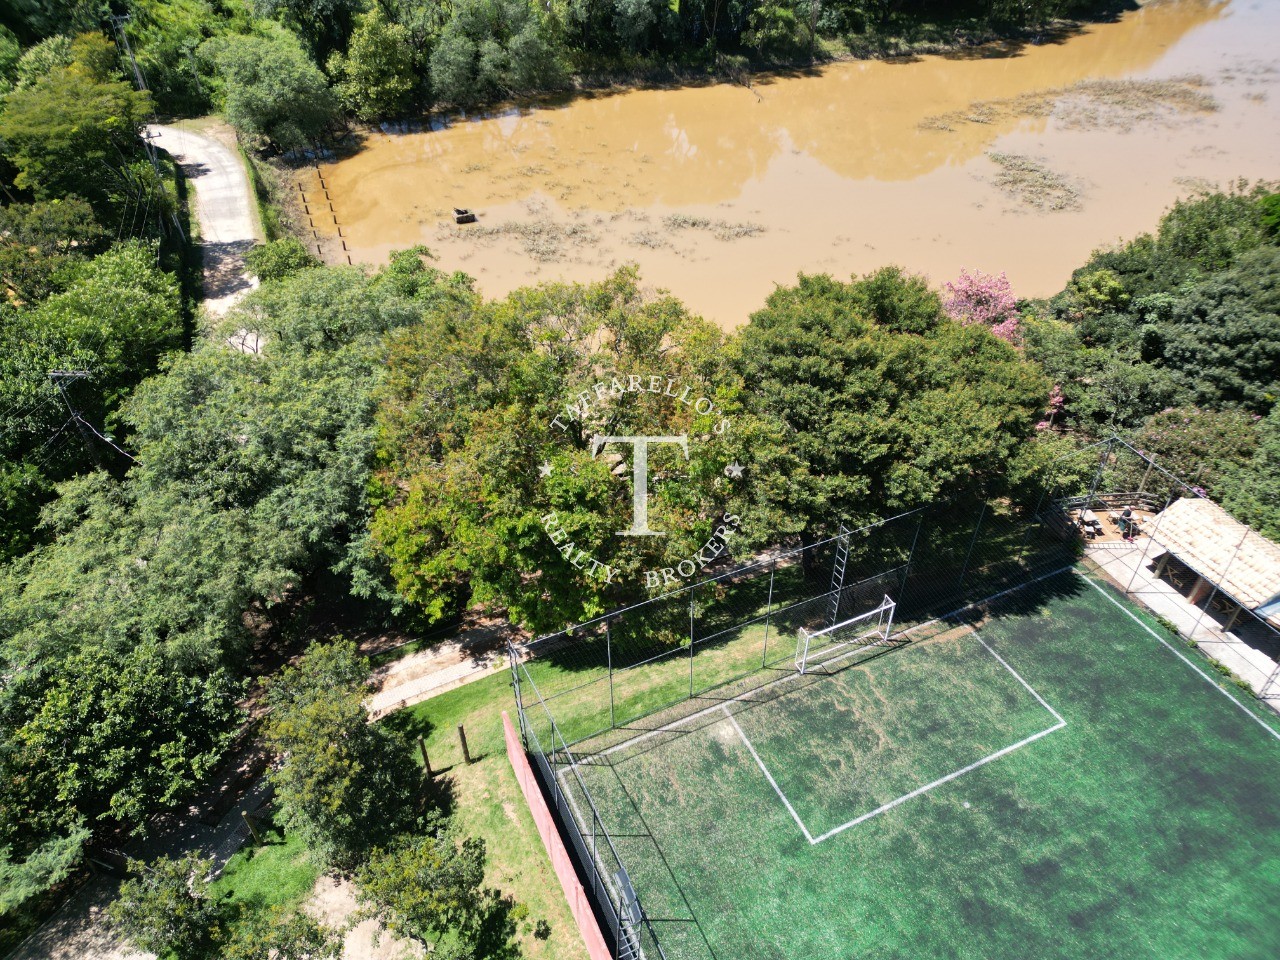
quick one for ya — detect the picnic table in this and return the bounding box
[1080,509,1104,537]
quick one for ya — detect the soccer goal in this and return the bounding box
[795,595,898,675]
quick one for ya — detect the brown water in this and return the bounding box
[305,0,1280,328]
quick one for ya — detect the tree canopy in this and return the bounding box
[201,31,337,151]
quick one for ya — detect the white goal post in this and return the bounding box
[795,595,897,675]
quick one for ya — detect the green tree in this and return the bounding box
[0,27,20,96]
[264,640,419,867]
[1121,406,1260,499]
[0,60,152,213]
[0,826,92,914]
[253,0,364,61]
[221,909,343,960]
[1220,408,1280,540]
[744,4,800,55]
[370,267,761,631]
[1,644,241,839]
[11,35,73,88]
[4,1,105,43]
[733,270,1048,544]
[0,196,107,303]
[245,237,320,283]
[428,28,478,107]
[354,823,488,953]
[1080,183,1273,299]
[1,263,427,668]
[328,7,418,121]
[202,32,336,152]
[428,0,565,108]
[1158,245,1280,412]
[109,852,224,960]
[0,239,180,560]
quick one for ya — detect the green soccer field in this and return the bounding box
[562,569,1280,960]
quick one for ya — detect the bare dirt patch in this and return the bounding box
[306,876,422,960]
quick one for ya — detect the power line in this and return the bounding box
[47,370,138,466]
[107,13,186,242]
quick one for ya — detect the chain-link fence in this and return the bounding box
[1035,436,1280,705]
[508,494,1086,959]
[506,434,1280,959]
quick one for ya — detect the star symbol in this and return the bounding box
[724,462,744,479]
[538,461,553,478]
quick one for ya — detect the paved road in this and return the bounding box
[146,123,261,315]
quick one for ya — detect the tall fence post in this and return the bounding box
[1136,455,1156,499]
[761,562,776,667]
[1017,488,1049,565]
[606,619,615,730]
[1125,489,1177,595]
[956,502,988,594]
[897,516,924,617]
[688,584,696,698]
[1085,437,1114,510]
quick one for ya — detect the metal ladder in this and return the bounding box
[617,921,643,960]
[827,524,851,627]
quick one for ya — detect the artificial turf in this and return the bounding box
[563,569,1280,960]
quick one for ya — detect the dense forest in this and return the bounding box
[2,2,1279,957]
[6,1,1116,139]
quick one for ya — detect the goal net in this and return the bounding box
[795,595,897,675]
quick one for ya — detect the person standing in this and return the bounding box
[1120,506,1135,542]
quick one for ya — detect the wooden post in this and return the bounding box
[457,723,472,764]
[416,735,433,777]
[1224,606,1243,631]
[241,810,263,846]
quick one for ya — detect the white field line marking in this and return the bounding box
[1083,576,1280,744]
[587,564,1078,765]
[721,706,816,843]
[806,719,1066,844]
[589,636,894,764]
[726,629,1066,845]
[973,635,1066,726]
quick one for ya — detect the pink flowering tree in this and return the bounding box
[942,269,1021,344]
[1035,384,1066,431]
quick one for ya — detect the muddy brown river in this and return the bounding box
[303,0,1280,328]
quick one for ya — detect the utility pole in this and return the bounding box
[108,14,147,93]
[49,371,100,467]
[107,13,186,242]
[48,370,137,466]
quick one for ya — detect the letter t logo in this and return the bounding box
[591,435,689,536]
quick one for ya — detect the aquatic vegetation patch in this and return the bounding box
[662,215,766,240]
[986,153,1083,211]
[923,76,1218,132]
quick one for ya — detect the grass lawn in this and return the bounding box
[209,826,320,917]
[385,673,589,960]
